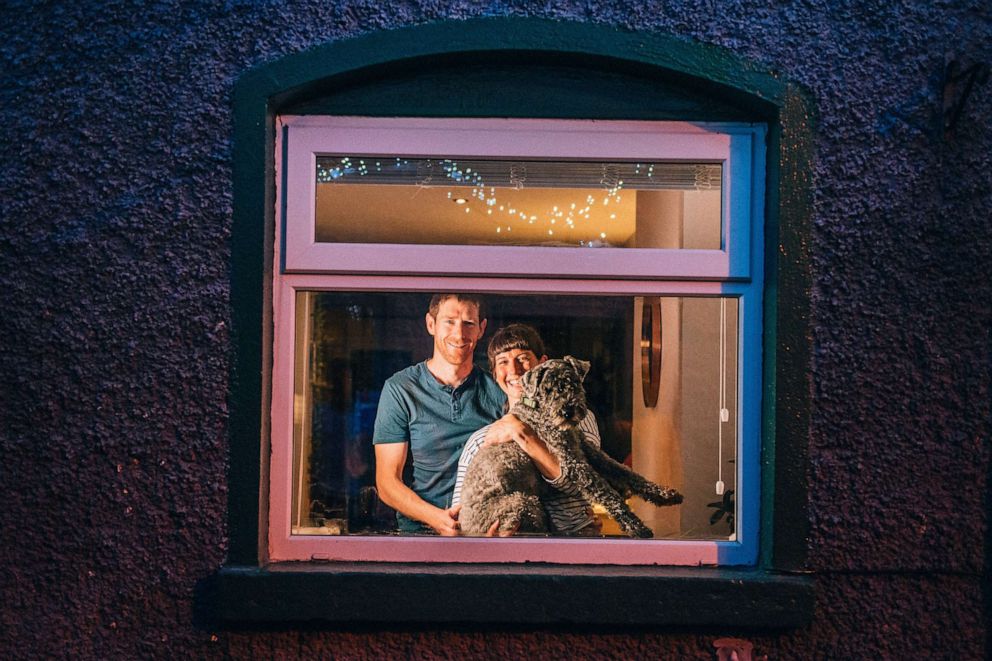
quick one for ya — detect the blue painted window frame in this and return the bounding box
[271,116,767,566]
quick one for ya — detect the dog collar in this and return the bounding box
[520,396,538,410]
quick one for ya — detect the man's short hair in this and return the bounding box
[427,293,486,321]
[486,323,546,372]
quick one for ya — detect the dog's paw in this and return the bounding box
[631,523,654,539]
[639,486,684,507]
[618,517,654,538]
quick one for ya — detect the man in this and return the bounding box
[451,323,602,535]
[372,294,506,535]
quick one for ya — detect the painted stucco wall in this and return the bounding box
[2,2,990,659]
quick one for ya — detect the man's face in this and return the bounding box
[425,298,487,368]
[493,348,547,405]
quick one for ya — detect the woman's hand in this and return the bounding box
[484,414,562,481]
[484,413,531,448]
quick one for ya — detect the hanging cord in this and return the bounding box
[717,298,727,495]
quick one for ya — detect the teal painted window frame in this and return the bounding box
[214,18,814,627]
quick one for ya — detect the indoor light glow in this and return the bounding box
[315,156,720,247]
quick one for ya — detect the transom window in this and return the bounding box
[313,156,723,250]
[281,117,755,279]
[270,117,764,565]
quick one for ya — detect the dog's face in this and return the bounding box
[519,356,590,430]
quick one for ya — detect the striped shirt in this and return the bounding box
[451,411,602,534]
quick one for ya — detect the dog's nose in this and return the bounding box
[561,405,576,420]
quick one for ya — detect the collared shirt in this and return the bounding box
[373,361,506,531]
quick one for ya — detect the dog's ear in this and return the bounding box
[564,355,590,381]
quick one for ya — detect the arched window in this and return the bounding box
[219,18,813,626]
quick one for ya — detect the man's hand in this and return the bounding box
[430,503,462,536]
[376,443,467,535]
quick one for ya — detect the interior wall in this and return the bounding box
[631,296,685,536]
[629,187,737,538]
[682,189,722,249]
[678,298,738,538]
[631,190,683,535]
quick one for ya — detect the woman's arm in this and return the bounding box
[485,414,562,481]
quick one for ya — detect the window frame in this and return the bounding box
[212,17,814,628]
[281,116,755,280]
[269,116,766,565]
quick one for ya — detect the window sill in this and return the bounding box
[200,562,813,629]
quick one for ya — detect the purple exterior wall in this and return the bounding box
[1,2,989,658]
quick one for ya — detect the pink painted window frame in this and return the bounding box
[281,116,755,280]
[270,117,766,565]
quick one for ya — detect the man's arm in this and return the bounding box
[485,414,562,481]
[374,442,461,536]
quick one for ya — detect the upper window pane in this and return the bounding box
[314,157,722,250]
[281,118,757,279]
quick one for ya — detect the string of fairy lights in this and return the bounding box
[316,156,719,245]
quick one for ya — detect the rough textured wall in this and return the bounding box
[1,1,989,659]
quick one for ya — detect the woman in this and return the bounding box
[451,323,602,535]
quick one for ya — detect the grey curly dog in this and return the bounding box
[458,356,683,538]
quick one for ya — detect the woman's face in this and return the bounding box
[493,348,546,405]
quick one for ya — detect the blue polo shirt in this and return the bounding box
[373,362,506,532]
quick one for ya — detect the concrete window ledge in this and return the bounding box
[199,563,813,629]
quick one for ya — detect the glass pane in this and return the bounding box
[315,157,722,249]
[291,291,738,539]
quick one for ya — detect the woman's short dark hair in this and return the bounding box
[486,323,546,372]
